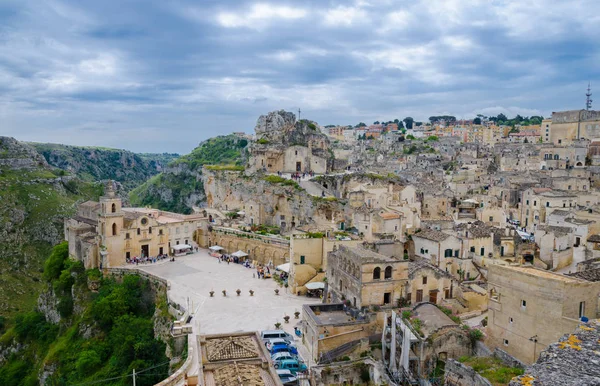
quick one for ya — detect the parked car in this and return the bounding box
[271,352,297,366]
[261,330,293,342]
[277,359,307,374]
[276,369,298,385]
[266,338,296,351]
[270,343,299,356]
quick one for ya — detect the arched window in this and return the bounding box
[554,154,559,160]
[112,223,117,236]
[373,267,381,280]
[111,203,116,213]
[384,266,392,279]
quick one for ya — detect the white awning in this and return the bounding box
[172,244,192,251]
[276,263,290,273]
[209,245,224,251]
[232,250,248,258]
[305,282,325,290]
[237,211,246,215]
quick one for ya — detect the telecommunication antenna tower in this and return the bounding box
[298,108,301,121]
[586,82,593,110]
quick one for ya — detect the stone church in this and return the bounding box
[65,182,205,269]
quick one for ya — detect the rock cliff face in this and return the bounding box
[31,143,178,192]
[203,169,346,229]
[130,134,248,213]
[0,137,103,319]
[0,137,48,169]
[255,110,296,134]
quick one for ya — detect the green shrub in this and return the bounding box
[76,350,102,375]
[43,242,69,282]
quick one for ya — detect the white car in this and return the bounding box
[276,369,298,385]
[265,338,296,351]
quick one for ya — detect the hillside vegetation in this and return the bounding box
[0,137,103,320]
[31,143,179,191]
[129,135,248,213]
[0,243,172,386]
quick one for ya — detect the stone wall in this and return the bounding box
[208,228,289,266]
[443,359,493,386]
[493,348,526,369]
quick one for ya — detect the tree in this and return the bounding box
[496,113,507,122]
[415,121,423,127]
[397,121,404,129]
[43,242,69,282]
[403,117,414,130]
[373,121,380,125]
[355,122,366,127]
[473,117,482,125]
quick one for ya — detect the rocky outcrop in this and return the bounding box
[31,143,178,192]
[0,137,48,169]
[510,321,600,386]
[37,288,61,324]
[203,168,346,230]
[255,110,296,134]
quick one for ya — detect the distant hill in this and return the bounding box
[30,143,179,192]
[0,137,103,320]
[129,135,248,214]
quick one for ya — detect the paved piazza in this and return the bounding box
[139,248,310,336]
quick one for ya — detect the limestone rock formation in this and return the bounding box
[255,110,296,134]
[0,136,48,169]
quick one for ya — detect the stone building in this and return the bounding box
[487,264,600,364]
[198,331,283,385]
[406,260,457,305]
[65,182,204,269]
[302,303,379,363]
[547,109,600,145]
[327,245,409,308]
[389,304,472,380]
[412,229,462,268]
[246,110,333,174]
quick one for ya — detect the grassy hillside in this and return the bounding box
[31,143,179,191]
[129,135,248,213]
[0,138,103,320]
[0,243,171,386]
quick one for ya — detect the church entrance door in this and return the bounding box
[141,244,149,258]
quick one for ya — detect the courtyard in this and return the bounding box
[138,248,310,335]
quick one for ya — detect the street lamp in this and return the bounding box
[529,335,539,363]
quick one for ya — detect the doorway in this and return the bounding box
[141,244,149,258]
[383,292,391,305]
[429,290,438,304]
[296,162,302,172]
[159,247,163,255]
[575,237,581,247]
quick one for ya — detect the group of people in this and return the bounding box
[216,254,252,268]
[126,253,174,265]
[256,265,271,279]
[288,171,315,181]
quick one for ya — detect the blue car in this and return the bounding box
[270,343,298,356]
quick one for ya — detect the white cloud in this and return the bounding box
[323,6,368,27]
[79,54,117,75]
[217,3,307,29]
[264,51,297,62]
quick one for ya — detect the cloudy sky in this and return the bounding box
[1,0,599,153]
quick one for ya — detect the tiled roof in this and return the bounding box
[414,228,451,242]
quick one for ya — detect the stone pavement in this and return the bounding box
[138,248,309,339]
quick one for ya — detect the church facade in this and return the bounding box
[65,182,206,269]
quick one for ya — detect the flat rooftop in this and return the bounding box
[494,265,584,283]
